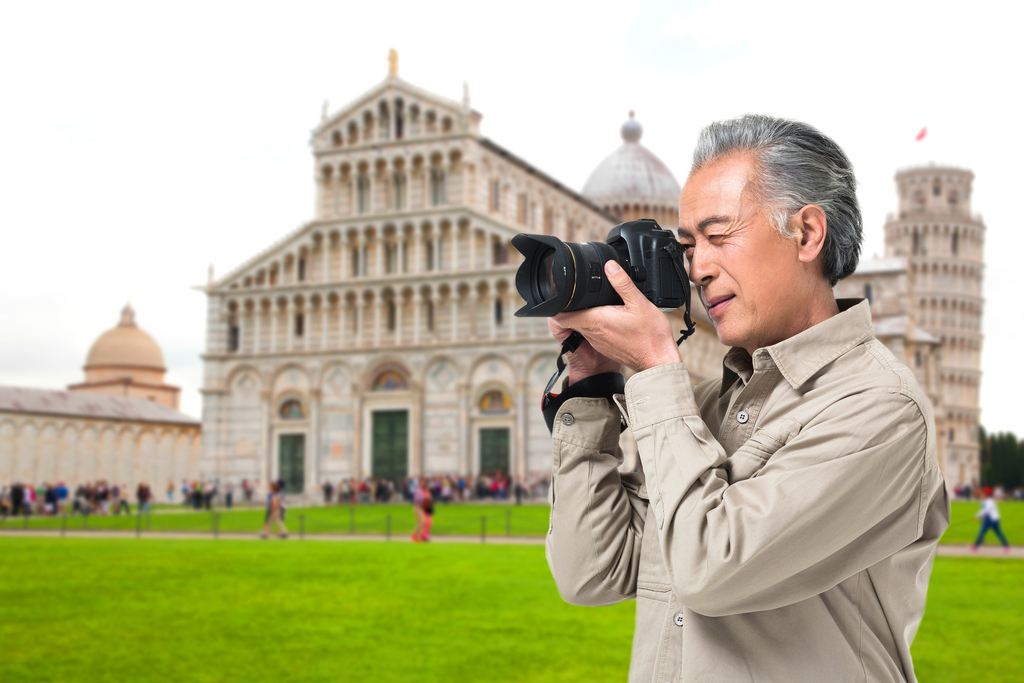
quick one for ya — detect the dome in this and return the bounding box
[581,111,681,207]
[85,304,166,371]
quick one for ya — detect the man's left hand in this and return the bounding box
[552,260,681,374]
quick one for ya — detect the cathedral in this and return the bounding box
[199,54,984,496]
[197,55,726,494]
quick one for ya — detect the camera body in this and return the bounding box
[511,218,690,318]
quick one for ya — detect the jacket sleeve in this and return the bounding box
[545,395,649,606]
[624,362,943,618]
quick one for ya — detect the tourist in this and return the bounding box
[411,478,433,542]
[972,488,1011,552]
[136,481,151,514]
[166,480,174,504]
[261,480,287,539]
[322,478,334,504]
[224,481,234,509]
[544,115,948,680]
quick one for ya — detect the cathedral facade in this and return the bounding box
[198,60,726,494]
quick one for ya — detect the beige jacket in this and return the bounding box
[545,300,949,682]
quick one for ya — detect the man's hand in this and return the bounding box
[549,260,681,386]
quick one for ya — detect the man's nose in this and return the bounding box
[687,244,715,285]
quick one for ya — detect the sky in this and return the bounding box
[1,0,1020,432]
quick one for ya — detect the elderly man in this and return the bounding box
[544,115,949,683]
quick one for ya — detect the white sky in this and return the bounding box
[1,0,1020,433]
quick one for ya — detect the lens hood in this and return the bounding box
[511,233,579,317]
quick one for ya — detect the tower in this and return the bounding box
[884,166,985,487]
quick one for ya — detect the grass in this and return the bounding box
[3,500,1019,546]
[0,501,552,537]
[0,538,632,682]
[0,538,1020,682]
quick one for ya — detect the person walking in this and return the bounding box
[411,478,434,542]
[261,481,288,539]
[166,481,174,504]
[972,488,1011,552]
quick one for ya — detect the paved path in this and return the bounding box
[2,529,1022,556]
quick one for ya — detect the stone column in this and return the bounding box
[260,390,273,490]
[395,295,403,345]
[415,225,423,273]
[450,295,458,341]
[458,380,471,475]
[515,379,528,479]
[321,299,329,350]
[356,299,364,347]
[270,304,278,353]
[308,388,321,495]
[489,286,497,339]
[435,234,442,271]
[373,294,382,348]
[413,291,421,345]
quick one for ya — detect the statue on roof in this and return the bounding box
[388,48,398,77]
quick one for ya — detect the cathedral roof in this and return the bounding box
[85,304,166,371]
[0,386,198,425]
[582,112,682,207]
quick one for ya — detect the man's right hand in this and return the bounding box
[548,318,621,387]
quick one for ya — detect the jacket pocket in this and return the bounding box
[727,418,801,482]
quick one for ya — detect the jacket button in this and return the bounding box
[736,410,749,424]
[673,612,684,627]
[561,413,574,425]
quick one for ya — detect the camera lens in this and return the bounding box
[539,251,558,299]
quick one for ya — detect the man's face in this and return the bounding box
[677,154,810,354]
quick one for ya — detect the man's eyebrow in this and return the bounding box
[677,215,732,239]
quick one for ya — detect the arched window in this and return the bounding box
[372,369,408,391]
[227,321,240,352]
[393,172,405,210]
[332,130,342,146]
[430,169,446,206]
[294,313,304,337]
[297,257,306,282]
[480,390,510,414]
[279,399,306,420]
[912,229,920,255]
[494,299,503,325]
[426,241,435,271]
[357,176,371,213]
[426,299,435,331]
[951,230,959,256]
[386,299,396,331]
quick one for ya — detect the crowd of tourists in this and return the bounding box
[0,480,156,517]
[319,472,551,506]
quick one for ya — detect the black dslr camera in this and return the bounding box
[511,219,694,324]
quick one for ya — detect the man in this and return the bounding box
[544,115,949,682]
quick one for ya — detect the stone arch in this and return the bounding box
[366,359,413,392]
[0,420,17,483]
[423,354,462,393]
[226,364,264,393]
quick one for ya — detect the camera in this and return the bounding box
[511,219,692,318]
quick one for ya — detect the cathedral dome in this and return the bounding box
[581,111,682,208]
[85,304,166,371]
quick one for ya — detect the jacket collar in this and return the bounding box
[720,299,874,396]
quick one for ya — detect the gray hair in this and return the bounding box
[691,115,862,285]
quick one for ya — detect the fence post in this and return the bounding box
[136,510,142,538]
[299,514,305,540]
[61,513,67,537]
[481,515,486,544]
[386,514,391,541]
[506,509,511,536]
[349,506,355,534]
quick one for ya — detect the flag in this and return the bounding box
[915,127,927,142]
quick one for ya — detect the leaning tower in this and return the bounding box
[884,166,985,487]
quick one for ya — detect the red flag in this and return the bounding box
[915,127,927,142]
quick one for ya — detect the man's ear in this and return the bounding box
[793,204,827,264]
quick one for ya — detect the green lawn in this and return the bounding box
[0,501,552,538]
[0,538,1019,682]
[3,500,1019,546]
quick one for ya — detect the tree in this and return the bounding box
[979,427,1024,489]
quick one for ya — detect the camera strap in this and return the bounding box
[664,241,697,345]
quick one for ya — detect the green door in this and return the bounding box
[372,410,408,481]
[279,434,305,494]
[479,428,510,476]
